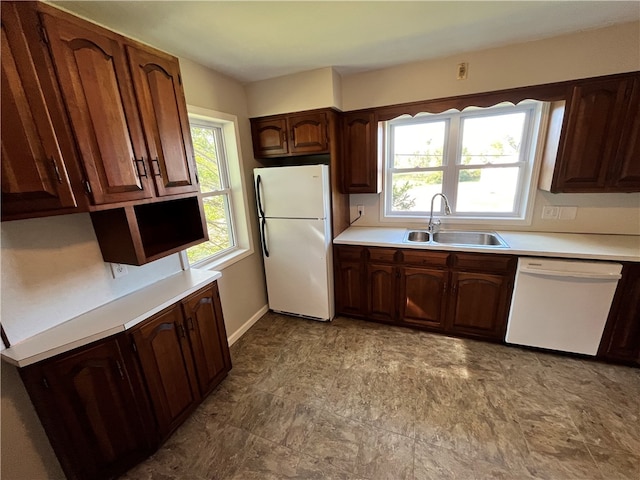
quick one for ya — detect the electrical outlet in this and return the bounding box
[541,206,559,220]
[457,62,469,80]
[110,263,128,278]
[357,204,364,216]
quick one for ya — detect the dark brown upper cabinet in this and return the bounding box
[341,110,381,193]
[40,9,153,205]
[251,110,330,158]
[1,2,87,220]
[541,73,640,193]
[126,45,199,197]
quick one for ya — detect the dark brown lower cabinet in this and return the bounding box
[130,283,232,441]
[19,281,231,480]
[333,245,516,341]
[20,335,155,480]
[598,263,640,366]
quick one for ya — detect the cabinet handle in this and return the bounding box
[187,317,195,331]
[50,158,62,184]
[115,360,125,380]
[42,377,50,389]
[152,157,161,177]
[177,323,186,338]
[134,157,147,178]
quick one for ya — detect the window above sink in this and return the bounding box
[382,101,547,226]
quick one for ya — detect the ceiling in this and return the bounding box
[52,1,640,84]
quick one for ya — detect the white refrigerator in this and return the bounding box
[254,165,334,321]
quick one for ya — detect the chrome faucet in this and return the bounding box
[428,193,452,233]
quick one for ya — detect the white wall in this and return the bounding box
[246,67,342,117]
[340,21,640,110]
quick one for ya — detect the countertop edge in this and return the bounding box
[333,228,640,263]
[1,269,222,368]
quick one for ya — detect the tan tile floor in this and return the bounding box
[121,312,640,479]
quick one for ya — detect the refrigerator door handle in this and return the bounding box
[256,174,265,217]
[260,218,270,257]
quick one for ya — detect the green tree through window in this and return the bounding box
[187,121,235,264]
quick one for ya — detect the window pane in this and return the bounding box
[187,195,232,264]
[393,122,446,168]
[391,171,443,212]
[456,167,519,213]
[191,125,222,192]
[460,113,525,165]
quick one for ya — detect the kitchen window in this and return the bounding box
[384,101,546,224]
[184,107,254,269]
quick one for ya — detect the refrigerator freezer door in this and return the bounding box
[262,217,334,320]
[254,165,329,219]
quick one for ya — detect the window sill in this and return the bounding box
[181,246,254,273]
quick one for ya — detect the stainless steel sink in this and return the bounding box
[405,231,430,242]
[432,231,508,247]
[403,230,508,247]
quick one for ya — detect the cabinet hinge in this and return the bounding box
[83,179,92,194]
[38,21,50,45]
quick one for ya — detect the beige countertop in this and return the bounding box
[333,227,640,263]
[1,269,222,368]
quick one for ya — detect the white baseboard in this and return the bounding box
[226,305,269,346]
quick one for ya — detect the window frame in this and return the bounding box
[181,106,254,271]
[382,101,548,226]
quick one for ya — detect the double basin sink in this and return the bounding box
[403,230,509,248]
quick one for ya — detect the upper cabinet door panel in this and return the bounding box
[610,77,640,190]
[342,111,381,193]
[555,78,629,191]
[41,13,151,204]
[252,118,288,157]
[127,46,198,196]
[1,5,77,216]
[288,113,328,154]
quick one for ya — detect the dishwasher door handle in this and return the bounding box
[519,267,622,281]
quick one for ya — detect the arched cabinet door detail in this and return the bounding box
[41,11,152,204]
[127,45,199,197]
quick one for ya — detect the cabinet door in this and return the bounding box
[553,78,629,192]
[399,266,447,330]
[447,271,511,340]
[367,263,396,322]
[334,246,366,316]
[1,4,77,216]
[598,264,640,365]
[127,45,198,197]
[251,117,288,157]
[342,111,381,193]
[181,283,231,397]
[288,112,329,155]
[609,77,640,191]
[21,338,153,480]
[41,11,152,204]
[131,305,199,438]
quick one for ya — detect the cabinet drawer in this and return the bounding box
[401,250,449,268]
[452,253,515,273]
[335,245,365,262]
[368,247,397,263]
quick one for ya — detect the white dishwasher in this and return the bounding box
[506,257,622,355]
